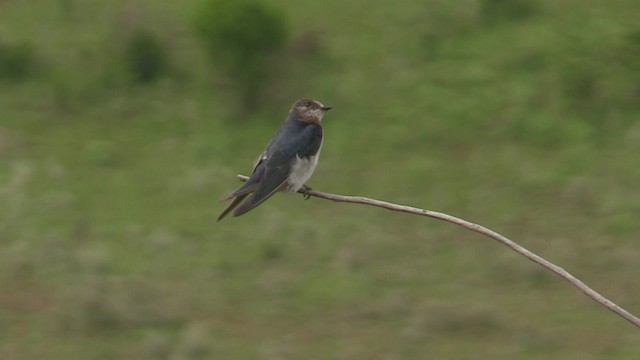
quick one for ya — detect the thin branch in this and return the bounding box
[236,174,640,329]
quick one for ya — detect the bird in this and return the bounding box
[218,98,332,221]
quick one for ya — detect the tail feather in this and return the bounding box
[220,182,258,202]
[232,182,286,217]
[218,180,260,221]
[217,194,250,221]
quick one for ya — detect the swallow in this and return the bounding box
[218,98,332,221]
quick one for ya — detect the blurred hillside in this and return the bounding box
[1,0,639,359]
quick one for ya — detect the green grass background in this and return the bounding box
[1,0,640,358]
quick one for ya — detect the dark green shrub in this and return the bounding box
[0,42,35,82]
[480,0,537,25]
[192,0,288,110]
[621,30,640,108]
[124,30,166,83]
[556,31,640,126]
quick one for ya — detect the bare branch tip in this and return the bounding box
[231,173,640,329]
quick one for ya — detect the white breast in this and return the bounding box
[286,144,322,192]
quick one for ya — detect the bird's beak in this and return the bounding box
[321,106,332,111]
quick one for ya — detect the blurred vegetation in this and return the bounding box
[0,41,36,82]
[480,0,538,25]
[1,0,640,359]
[124,29,167,83]
[192,0,289,111]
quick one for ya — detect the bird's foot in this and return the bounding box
[301,185,313,200]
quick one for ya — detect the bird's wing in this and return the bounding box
[231,170,287,217]
[219,126,284,203]
[232,124,323,217]
[219,162,265,202]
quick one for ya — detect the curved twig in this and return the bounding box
[236,174,640,329]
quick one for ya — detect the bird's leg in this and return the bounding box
[300,184,313,200]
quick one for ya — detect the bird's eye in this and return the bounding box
[304,101,312,107]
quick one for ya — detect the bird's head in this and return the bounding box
[291,98,332,124]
